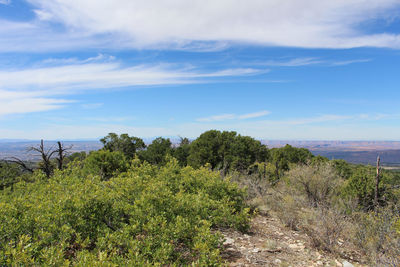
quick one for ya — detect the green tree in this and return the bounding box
[188,130,269,173]
[138,137,172,165]
[188,130,222,169]
[172,137,191,166]
[331,159,353,179]
[100,133,146,159]
[342,166,394,210]
[270,144,313,178]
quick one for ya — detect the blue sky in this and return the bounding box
[1,0,400,140]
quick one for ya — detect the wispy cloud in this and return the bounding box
[0,1,399,51]
[81,103,104,109]
[329,59,372,66]
[197,110,270,122]
[0,0,11,5]
[0,97,70,117]
[0,61,262,94]
[0,56,263,116]
[264,58,323,67]
[238,111,271,119]
[261,57,371,67]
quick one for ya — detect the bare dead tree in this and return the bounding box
[55,141,73,170]
[374,155,381,212]
[29,139,57,178]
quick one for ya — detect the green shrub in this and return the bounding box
[83,150,129,180]
[0,158,249,266]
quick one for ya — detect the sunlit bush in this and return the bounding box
[0,158,249,265]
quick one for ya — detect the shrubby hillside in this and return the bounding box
[0,158,249,265]
[1,130,400,266]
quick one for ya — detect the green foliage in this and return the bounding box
[172,137,191,167]
[331,159,353,179]
[67,151,87,162]
[341,166,395,210]
[188,130,269,173]
[83,150,129,180]
[0,162,21,190]
[101,133,146,159]
[311,155,329,166]
[138,137,172,166]
[0,158,249,265]
[271,144,313,172]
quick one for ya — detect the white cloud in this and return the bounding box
[261,57,372,67]
[329,59,372,66]
[0,97,69,116]
[264,58,323,67]
[238,111,271,120]
[197,110,270,122]
[12,0,399,51]
[0,0,10,5]
[0,61,261,94]
[0,57,262,116]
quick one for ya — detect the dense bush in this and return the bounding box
[0,158,249,265]
[188,130,269,173]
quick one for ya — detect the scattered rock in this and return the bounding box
[342,260,354,267]
[224,237,235,246]
[335,259,343,266]
[222,215,366,267]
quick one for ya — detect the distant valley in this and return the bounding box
[263,140,400,166]
[1,139,399,167]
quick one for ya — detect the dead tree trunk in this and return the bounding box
[29,139,57,178]
[56,141,72,170]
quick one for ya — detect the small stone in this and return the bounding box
[226,247,236,252]
[223,237,235,245]
[288,243,304,250]
[342,260,354,267]
[274,259,282,264]
[335,259,343,267]
[316,261,323,265]
[252,248,261,253]
[244,234,250,239]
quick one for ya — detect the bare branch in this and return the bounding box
[5,157,34,173]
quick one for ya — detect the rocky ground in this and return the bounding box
[221,214,367,267]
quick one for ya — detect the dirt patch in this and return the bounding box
[221,214,368,267]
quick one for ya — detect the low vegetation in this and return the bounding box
[1,130,399,266]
